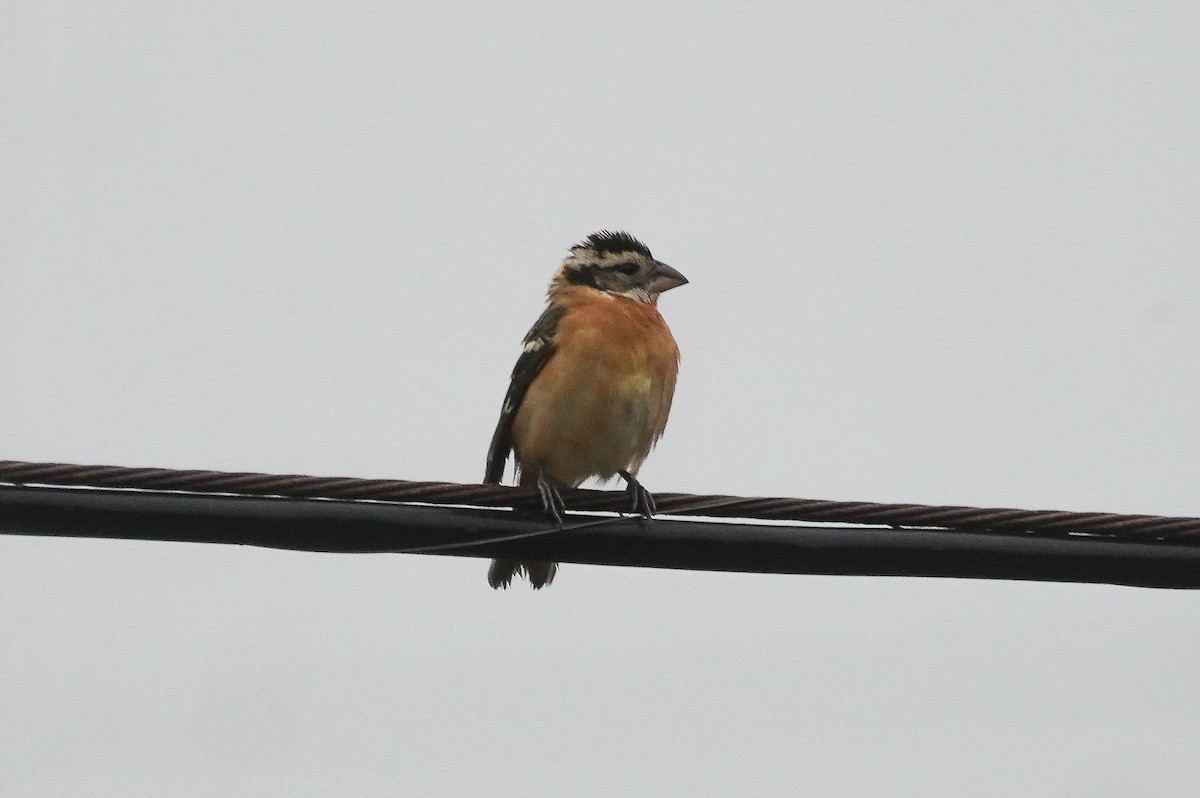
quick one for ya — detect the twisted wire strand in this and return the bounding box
[2,459,1198,542]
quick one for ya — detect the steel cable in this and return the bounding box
[2,459,1197,543]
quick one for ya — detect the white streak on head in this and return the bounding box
[523,338,544,353]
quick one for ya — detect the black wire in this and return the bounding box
[391,513,626,554]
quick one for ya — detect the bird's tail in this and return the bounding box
[488,559,557,589]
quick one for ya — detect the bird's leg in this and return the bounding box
[619,470,656,519]
[536,470,566,528]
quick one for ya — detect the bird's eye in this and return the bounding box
[615,262,639,275]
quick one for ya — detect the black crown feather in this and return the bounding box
[574,230,652,258]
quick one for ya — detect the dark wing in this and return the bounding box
[484,304,566,484]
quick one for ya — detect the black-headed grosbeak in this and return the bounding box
[484,231,688,589]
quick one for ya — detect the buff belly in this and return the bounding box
[512,363,669,488]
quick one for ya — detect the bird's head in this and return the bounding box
[553,231,688,303]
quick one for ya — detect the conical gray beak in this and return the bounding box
[648,261,688,293]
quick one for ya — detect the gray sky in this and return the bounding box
[3,1,1199,795]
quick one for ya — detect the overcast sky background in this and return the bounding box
[3,2,1199,795]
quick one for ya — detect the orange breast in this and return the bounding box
[512,290,680,488]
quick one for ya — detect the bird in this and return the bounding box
[484,231,688,589]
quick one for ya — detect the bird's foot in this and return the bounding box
[536,471,566,527]
[619,470,656,520]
